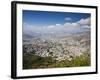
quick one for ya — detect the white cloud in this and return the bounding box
[77,17,90,26]
[64,23,72,26]
[63,22,81,32]
[47,25,55,29]
[23,17,90,35]
[65,17,72,21]
[23,23,44,35]
[64,22,80,28]
[56,24,61,26]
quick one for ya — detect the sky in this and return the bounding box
[23,10,91,35]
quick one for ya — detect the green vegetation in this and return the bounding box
[23,52,90,69]
[55,52,90,67]
[23,53,56,69]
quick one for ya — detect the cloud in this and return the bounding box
[63,22,81,32]
[23,17,90,35]
[56,24,61,26]
[47,25,55,29]
[65,17,72,21]
[23,23,44,35]
[77,17,91,26]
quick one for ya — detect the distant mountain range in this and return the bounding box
[23,29,90,41]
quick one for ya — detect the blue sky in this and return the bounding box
[23,10,90,26]
[23,10,91,35]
